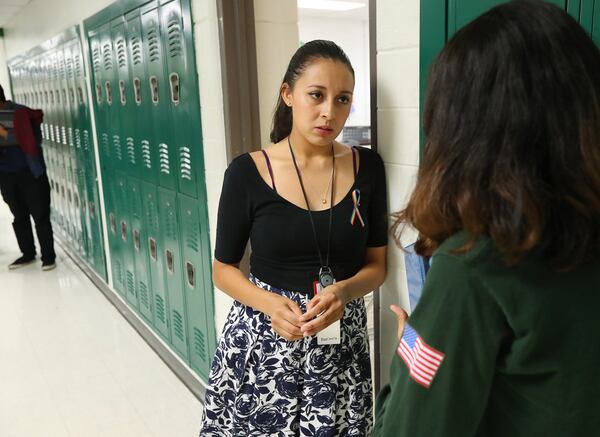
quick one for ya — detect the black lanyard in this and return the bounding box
[288,136,336,287]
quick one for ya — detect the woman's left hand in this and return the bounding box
[299,284,349,336]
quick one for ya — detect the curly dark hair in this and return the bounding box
[392,0,600,269]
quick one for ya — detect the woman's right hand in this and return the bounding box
[390,304,408,340]
[264,294,304,341]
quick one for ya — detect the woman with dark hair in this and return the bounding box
[199,40,388,435]
[374,1,600,436]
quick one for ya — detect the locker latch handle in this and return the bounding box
[165,249,174,274]
[89,202,95,217]
[95,84,102,104]
[62,89,67,105]
[105,81,113,105]
[186,261,195,288]
[44,91,49,104]
[133,77,142,105]
[121,220,127,242]
[67,189,72,203]
[169,73,180,104]
[150,76,159,104]
[77,87,84,105]
[109,213,116,234]
[133,229,140,251]
[74,193,79,208]
[50,90,55,104]
[119,80,126,105]
[69,88,75,104]
[149,238,157,261]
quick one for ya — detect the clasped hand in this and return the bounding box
[266,284,348,341]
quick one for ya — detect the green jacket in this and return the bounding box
[373,233,600,436]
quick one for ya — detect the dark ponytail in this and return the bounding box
[270,40,354,143]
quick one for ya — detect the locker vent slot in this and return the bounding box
[173,310,184,342]
[155,295,166,323]
[147,27,160,62]
[102,133,110,157]
[67,127,73,147]
[83,130,90,151]
[61,126,67,145]
[127,137,136,164]
[159,143,170,174]
[167,18,183,58]
[65,56,73,78]
[116,38,127,68]
[141,140,151,168]
[75,129,81,149]
[74,54,82,77]
[193,327,206,360]
[102,43,113,70]
[139,281,150,309]
[115,259,123,285]
[127,271,135,295]
[131,36,143,65]
[58,55,65,77]
[179,146,192,180]
[113,135,122,161]
[184,211,199,252]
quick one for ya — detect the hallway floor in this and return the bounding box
[0,201,203,436]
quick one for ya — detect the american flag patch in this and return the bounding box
[397,323,445,388]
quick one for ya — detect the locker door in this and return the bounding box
[577,0,595,34]
[103,169,125,295]
[113,17,138,178]
[89,31,111,169]
[129,178,153,321]
[126,10,156,184]
[159,0,204,198]
[448,0,567,38]
[178,194,216,380]
[103,21,123,172]
[141,182,170,340]
[116,174,138,308]
[141,3,177,190]
[591,0,600,45]
[158,187,189,360]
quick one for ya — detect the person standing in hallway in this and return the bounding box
[373,1,600,436]
[0,84,56,271]
[199,40,388,436]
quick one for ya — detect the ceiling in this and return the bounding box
[0,0,30,28]
[298,0,369,21]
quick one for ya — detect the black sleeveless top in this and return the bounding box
[214,146,388,293]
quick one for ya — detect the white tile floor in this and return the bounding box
[0,201,203,437]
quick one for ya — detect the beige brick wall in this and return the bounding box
[376,0,421,387]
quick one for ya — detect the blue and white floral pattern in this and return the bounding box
[199,276,372,436]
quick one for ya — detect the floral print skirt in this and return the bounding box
[199,276,373,436]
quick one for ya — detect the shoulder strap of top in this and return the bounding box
[351,146,358,181]
[261,149,276,192]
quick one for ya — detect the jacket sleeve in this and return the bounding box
[13,107,40,157]
[373,252,510,436]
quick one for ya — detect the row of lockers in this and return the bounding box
[10,33,107,278]
[8,0,217,383]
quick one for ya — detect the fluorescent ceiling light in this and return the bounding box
[298,0,365,12]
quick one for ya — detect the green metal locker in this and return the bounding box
[158,187,189,360]
[178,194,216,379]
[141,181,170,340]
[141,3,178,190]
[126,10,156,184]
[159,0,203,199]
[104,169,126,295]
[115,173,138,308]
[128,177,153,322]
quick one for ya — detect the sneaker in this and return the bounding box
[8,256,35,270]
[41,260,56,271]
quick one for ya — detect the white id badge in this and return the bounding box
[312,281,341,345]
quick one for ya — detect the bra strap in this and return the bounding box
[261,149,276,192]
[351,146,358,181]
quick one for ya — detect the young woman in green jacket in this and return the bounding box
[374,1,600,436]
